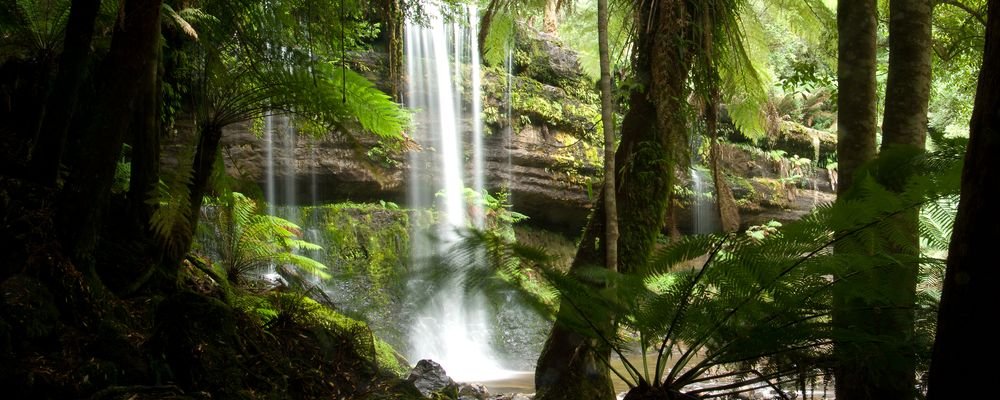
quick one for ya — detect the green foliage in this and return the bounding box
[196,192,330,286]
[929,0,987,134]
[430,138,964,396]
[148,148,196,256]
[300,203,410,306]
[0,0,71,60]
[482,67,600,141]
[556,0,632,80]
[483,10,514,67]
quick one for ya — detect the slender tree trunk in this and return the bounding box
[598,0,618,274]
[57,0,163,268]
[864,0,934,398]
[163,124,224,269]
[543,0,560,34]
[129,43,163,222]
[927,1,1000,397]
[702,13,740,233]
[382,0,403,100]
[29,0,103,186]
[831,0,879,398]
[534,2,693,399]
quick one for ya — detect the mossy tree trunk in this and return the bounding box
[533,1,693,399]
[927,3,999,397]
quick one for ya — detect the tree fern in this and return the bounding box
[148,146,196,255]
[0,0,71,60]
[425,136,964,397]
[197,192,330,286]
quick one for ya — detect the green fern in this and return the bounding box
[428,138,964,397]
[148,146,196,255]
[0,0,71,60]
[197,192,330,286]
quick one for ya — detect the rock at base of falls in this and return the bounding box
[407,359,458,398]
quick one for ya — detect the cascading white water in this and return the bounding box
[690,167,714,234]
[263,113,300,280]
[265,114,277,217]
[405,2,510,382]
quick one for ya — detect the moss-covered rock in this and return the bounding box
[300,203,410,308]
[483,68,600,142]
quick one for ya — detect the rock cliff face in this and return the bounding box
[208,115,598,233]
[193,27,835,234]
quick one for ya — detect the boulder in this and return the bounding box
[459,382,491,400]
[406,359,459,398]
[513,26,586,87]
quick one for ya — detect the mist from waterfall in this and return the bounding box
[404,2,511,382]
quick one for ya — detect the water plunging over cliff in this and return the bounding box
[404,2,511,382]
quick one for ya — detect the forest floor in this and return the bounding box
[0,175,426,400]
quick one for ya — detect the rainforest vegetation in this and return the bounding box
[0,0,996,399]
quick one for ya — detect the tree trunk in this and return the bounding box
[28,0,103,186]
[862,0,933,398]
[834,0,879,197]
[702,13,740,233]
[534,1,693,399]
[543,0,560,34]
[57,0,163,269]
[128,42,163,223]
[927,1,999,397]
[163,124,224,269]
[831,0,879,398]
[598,0,618,274]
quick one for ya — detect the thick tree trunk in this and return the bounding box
[29,0,103,186]
[861,1,934,398]
[927,1,1000,397]
[831,0,879,398]
[534,1,692,399]
[543,0,560,34]
[57,0,163,268]
[834,0,879,197]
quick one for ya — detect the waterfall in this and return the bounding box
[690,167,717,234]
[263,113,300,281]
[405,2,510,382]
[265,114,277,216]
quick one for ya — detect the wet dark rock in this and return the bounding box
[407,359,459,398]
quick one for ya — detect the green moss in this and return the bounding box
[481,66,601,143]
[293,295,410,376]
[300,203,410,307]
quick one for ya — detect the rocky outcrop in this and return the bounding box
[183,27,836,234]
